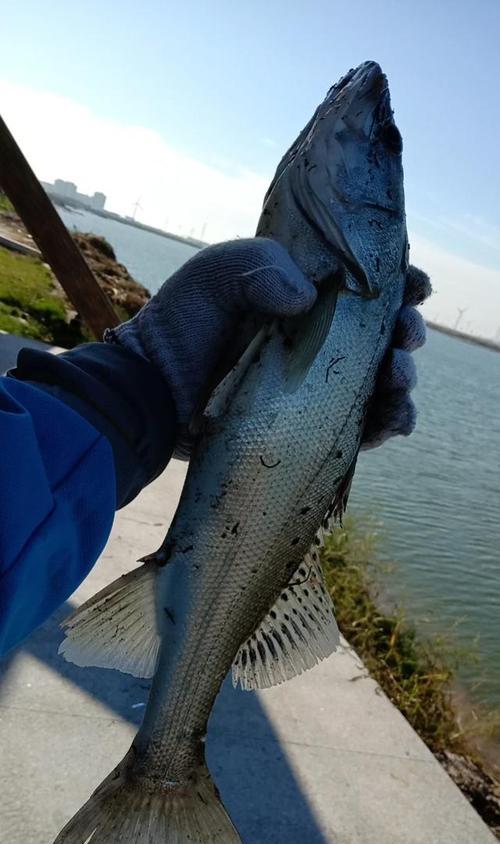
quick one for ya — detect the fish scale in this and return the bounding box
[55,60,409,843]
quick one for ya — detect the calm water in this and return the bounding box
[352,329,500,706]
[61,209,500,708]
[57,207,199,292]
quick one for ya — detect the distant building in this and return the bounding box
[92,192,106,211]
[41,179,106,212]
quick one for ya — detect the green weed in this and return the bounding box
[0,191,14,214]
[0,245,87,345]
[321,517,469,755]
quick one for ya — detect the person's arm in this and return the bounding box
[0,376,114,653]
[0,344,176,654]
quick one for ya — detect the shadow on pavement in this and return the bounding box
[0,604,329,844]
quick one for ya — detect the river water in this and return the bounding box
[58,207,200,290]
[59,207,500,709]
[352,328,500,708]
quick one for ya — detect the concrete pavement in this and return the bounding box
[0,233,41,257]
[0,334,495,843]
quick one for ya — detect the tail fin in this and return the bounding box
[53,758,241,843]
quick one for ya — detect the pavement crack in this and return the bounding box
[209,727,433,764]
[0,702,130,724]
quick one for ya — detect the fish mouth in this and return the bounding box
[323,60,399,146]
[334,60,386,96]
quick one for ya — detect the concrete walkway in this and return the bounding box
[0,334,495,843]
[0,233,41,257]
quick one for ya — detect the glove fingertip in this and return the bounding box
[261,238,318,310]
[241,239,317,317]
[404,265,432,306]
[394,307,426,351]
[378,349,417,394]
[279,270,318,314]
[401,395,417,436]
[361,394,416,450]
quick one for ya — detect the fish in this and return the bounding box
[54,60,409,843]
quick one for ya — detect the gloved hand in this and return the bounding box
[105,238,430,452]
[105,239,316,438]
[361,265,431,449]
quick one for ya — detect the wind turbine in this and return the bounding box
[454,306,468,331]
[131,196,142,221]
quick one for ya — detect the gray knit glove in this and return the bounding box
[106,239,316,426]
[362,265,431,449]
[105,239,430,453]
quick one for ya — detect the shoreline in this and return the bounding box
[427,321,500,353]
[322,518,500,836]
[46,191,207,250]
[452,685,500,779]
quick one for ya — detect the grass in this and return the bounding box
[0,192,14,214]
[321,516,470,755]
[0,227,146,346]
[0,245,87,346]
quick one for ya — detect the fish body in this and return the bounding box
[56,61,408,843]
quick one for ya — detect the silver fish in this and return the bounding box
[56,60,408,843]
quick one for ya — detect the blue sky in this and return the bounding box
[1,1,500,334]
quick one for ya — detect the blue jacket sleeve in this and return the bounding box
[0,377,116,654]
[0,343,177,656]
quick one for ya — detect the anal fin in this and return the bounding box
[58,562,161,678]
[233,551,339,691]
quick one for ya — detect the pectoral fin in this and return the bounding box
[283,276,339,393]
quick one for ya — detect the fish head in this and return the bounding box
[257,60,408,298]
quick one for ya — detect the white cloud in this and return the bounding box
[1,79,499,338]
[443,214,500,254]
[410,234,500,338]
[260,137,278,148]
[409,207,500,259]
[0,79,268,243]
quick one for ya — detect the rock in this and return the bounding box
[81,234,117,261]
[437,750,500,835]
[72,233,150,318]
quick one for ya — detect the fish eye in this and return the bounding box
[381,124,403,154]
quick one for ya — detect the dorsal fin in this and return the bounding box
[232,455,360,691]
[232,551,339,691]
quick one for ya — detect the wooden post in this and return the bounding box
[0,115,120,339]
